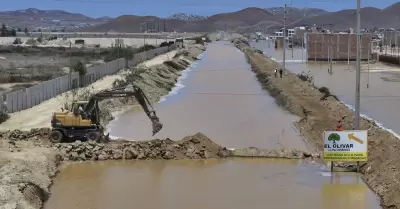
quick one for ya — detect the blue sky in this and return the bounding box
[1,0,399,18]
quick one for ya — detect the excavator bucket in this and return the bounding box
[151,117,163,136]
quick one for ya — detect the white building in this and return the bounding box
[288,29,295,37]
[275,31,283,38]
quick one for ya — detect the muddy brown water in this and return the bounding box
[252,40,400,135]
[44,42,381,209]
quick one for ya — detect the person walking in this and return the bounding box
[274,68,278,77]
[279,68,283,78]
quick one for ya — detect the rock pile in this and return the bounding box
[1,130,318,161]
[54,132,231,161]
[0,128,51,141]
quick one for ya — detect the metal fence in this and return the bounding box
[1,44,176,113]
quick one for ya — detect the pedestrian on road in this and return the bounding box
[274,68,278,77]
[279,68,283,78]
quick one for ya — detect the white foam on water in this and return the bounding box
[158,57,202,103]
[319,172,333,177]
[0,56,6,60]
[274,59,305,63]
[340,102,400,139]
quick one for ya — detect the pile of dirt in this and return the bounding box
[54,132,230,161]
[235,39,400,209]
[0,140,60,209]
[97,44,206,126]
[0,128,51,141]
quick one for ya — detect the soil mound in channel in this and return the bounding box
[55,132,231,161]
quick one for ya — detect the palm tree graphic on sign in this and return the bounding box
[328,133,340,144]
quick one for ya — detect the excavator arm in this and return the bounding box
[84,85,163,136]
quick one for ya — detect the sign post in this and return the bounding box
[323,130,368,172]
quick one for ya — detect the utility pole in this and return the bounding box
[367,35,370,88]
[283,4,287,72]
[301,36,304,62]
[330,34,333,74]
[68,41,72,90]
[355,0,361,130]
[348,33,350,67]
[291,35,294,58]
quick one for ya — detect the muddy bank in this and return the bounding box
[234,39,400,209]
[97,44,206,126]
[0,129,317,209]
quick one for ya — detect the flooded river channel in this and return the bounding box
[252,40,400,135]
[44,42,381,209]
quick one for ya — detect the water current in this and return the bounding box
[44,41,381,209]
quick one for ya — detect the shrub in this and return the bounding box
[104,46,135,62]
[297,71,314,84]
[72,61,87,75]
[160,42,169,47]
[0,112,9,124]
[136,44,156,53]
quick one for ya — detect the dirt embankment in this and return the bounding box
[234,39,400,209]
[98,44,206,126]
[0,129,316,209]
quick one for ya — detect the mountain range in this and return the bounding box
[0,8,112,30]
[2,3,400,32]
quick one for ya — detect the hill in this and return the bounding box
[79,8,281,33]
[0,8,111,30]
[289,6,400,30]
[265,7,328,19]
[78,2,400,32]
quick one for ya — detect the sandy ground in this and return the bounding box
[0,49,178,131]
[143,50,177,67]
[0,139,59,209]
[236,39,400,209]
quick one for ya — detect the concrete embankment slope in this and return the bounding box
[234,39,400,209]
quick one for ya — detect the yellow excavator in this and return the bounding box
[49,85,163,143]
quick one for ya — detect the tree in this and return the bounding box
[24,28,28,34]
[38,28,41,32]
[17,28,22,32]
[328,133,340,144]
[61,28,65,32]
[11,29,16,37]
[1,23,7,37]
[72,61,87,76]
